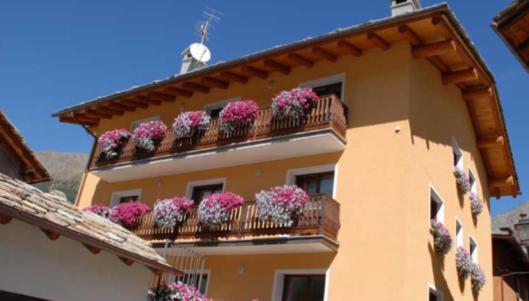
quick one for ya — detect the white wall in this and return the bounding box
[0,220,152,301]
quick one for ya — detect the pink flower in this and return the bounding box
[109,201,150,227]
[219,100,259,134]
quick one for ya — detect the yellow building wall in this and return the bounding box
[77,43,493,301]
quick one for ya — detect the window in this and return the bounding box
[110,189,142,206]
[300,74,345,100]
[430,188,444,222]
[186,178,226,204]
[452,137,463,169]
[295,172,334,196]
[456,219,463,248]
[428,286,443,301]
[470,236,478,263]
[130,116,160,131]
[173,271,210,294]
[282,275,325,301]
[205,97,240,118]
[468,169,477,194]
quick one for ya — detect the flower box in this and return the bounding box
[456,247,473,279]
[471,263,485,293]
[272,87,318,120]
[154,197,195,228]
[172,111,211,139]
[148,282,210,301]
[109,201,150,229]
[198,192,244,227]
[454,167,470,194]
[255,185,309,226]
[98,129,131,159]
[470,192,483,216]
[133,120,167,152]
[430,220,452,255]
[219,100,259,135]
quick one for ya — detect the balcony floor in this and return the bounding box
[92,128,345,182]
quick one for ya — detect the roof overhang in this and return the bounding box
[52,4,519,196]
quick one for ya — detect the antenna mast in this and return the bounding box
[198,7,222,45]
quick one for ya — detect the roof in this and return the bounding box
[52,4,519,197]
[492,0,529,72]
[0,172,180,275]
[0,111,50,183]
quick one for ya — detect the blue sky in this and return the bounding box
[0,1,527,215]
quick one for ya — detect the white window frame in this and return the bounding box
[429,186,445,224]
[452,137,464,170]
[299,73,346,102]
[204,97,241,116]
[468,169,477,194]
[185,178,226,199]
[469,236,478,263]
[130,116,160,131]
[286,164,337,199]
[110,188,142,207]
[169,269,211,294]
[455,219,463,248]
[271,268,329,301]
[428,284,444,301]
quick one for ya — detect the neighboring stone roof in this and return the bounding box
[0,172,179,275]
[0,111,50,183]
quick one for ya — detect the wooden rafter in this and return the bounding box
[337,40,362,57]
[83,243,102,254]
[220,71,248,84]
[148,92,174,102]
[412,40,457,58]
[489,176,515,188]
[462,87,492,101]
[109,102,136,112]
[312,46,337,62]
[242,66,269,79]
[287,53,314,67]
[165,87,193,97]
[123,99,149,109]
[182,82,210,93]
[367,33,390,50]
[263,59,291,75]
[137,96,162,106]
[477,136,505,149]
[97,106,124,116]
[85,109,112,119]
[0,213,12,225]
[398,25,423,46]
[40,228,60,240]
[442,68,478,84]
[201,76,229,89]
[119,256,134,266]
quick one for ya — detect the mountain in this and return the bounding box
[492,200,529,232]
[34,151,88,203]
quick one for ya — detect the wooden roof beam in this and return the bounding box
[84,109,112,119]
[164,87,193,97]
[119,256,134,266]
[517,37,529,51]
[337,40,362,57]
[477,136,505,149]
[137,96,162,106]
[489,176,515,188]
[220,71,248,84]
[83,243,102,255]
[0,213,12,225]
[109,102,136,112]
[182,82,210,93]
[412,39,457,59]
[367,33,390,50]
[398,25,423,46]
[462,87,493,101]
[442,68,478,85]
[201,76,230,89]
[41,228,60,241]
[148,92,174,102]
[123,99,149,109]
[242,66,269,79]
[59,115,98,126]
[287,53,314,68]
[97,106,124,116]
[312,46,337,62]
[264,59,291,75]
[71,112,101,123]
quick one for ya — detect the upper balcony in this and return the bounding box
[133,194,340,255]
[89,95,347,182]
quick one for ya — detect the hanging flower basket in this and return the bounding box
[154,197,195,228]
[219,100,259,135]
[82,204,111,218]
[98,129,131,159]
[456,247,473,279]
[198,192,244,227]
[255,185,309,226]
[470,192,483,216]
[148,282,210,301]
[109,201,150,229]
[454,167,470,194]
[471,263,485,293]
[272,87,318,120]
[172,111,211,139]
[430,220,452,255]
[133,120,167,152]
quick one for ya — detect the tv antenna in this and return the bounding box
[197,7,222,44]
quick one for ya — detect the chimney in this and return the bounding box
[390,0,422,16]
[180,46,207,74]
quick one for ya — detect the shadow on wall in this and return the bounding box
[429,243,455,301]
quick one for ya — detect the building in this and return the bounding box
[54,1,519,300]
[0,112,179,301]
[493,0,529,72]
[493,231,529,301]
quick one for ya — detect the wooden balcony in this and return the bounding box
[89,95,347,182]
[133,194,340,254]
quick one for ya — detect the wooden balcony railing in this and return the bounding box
[132,194,340,242]
[91,95,347,168]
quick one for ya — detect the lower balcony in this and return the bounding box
[133,194,340,255]
[90,95,347,183]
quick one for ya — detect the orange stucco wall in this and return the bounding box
[77,43,493,300]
